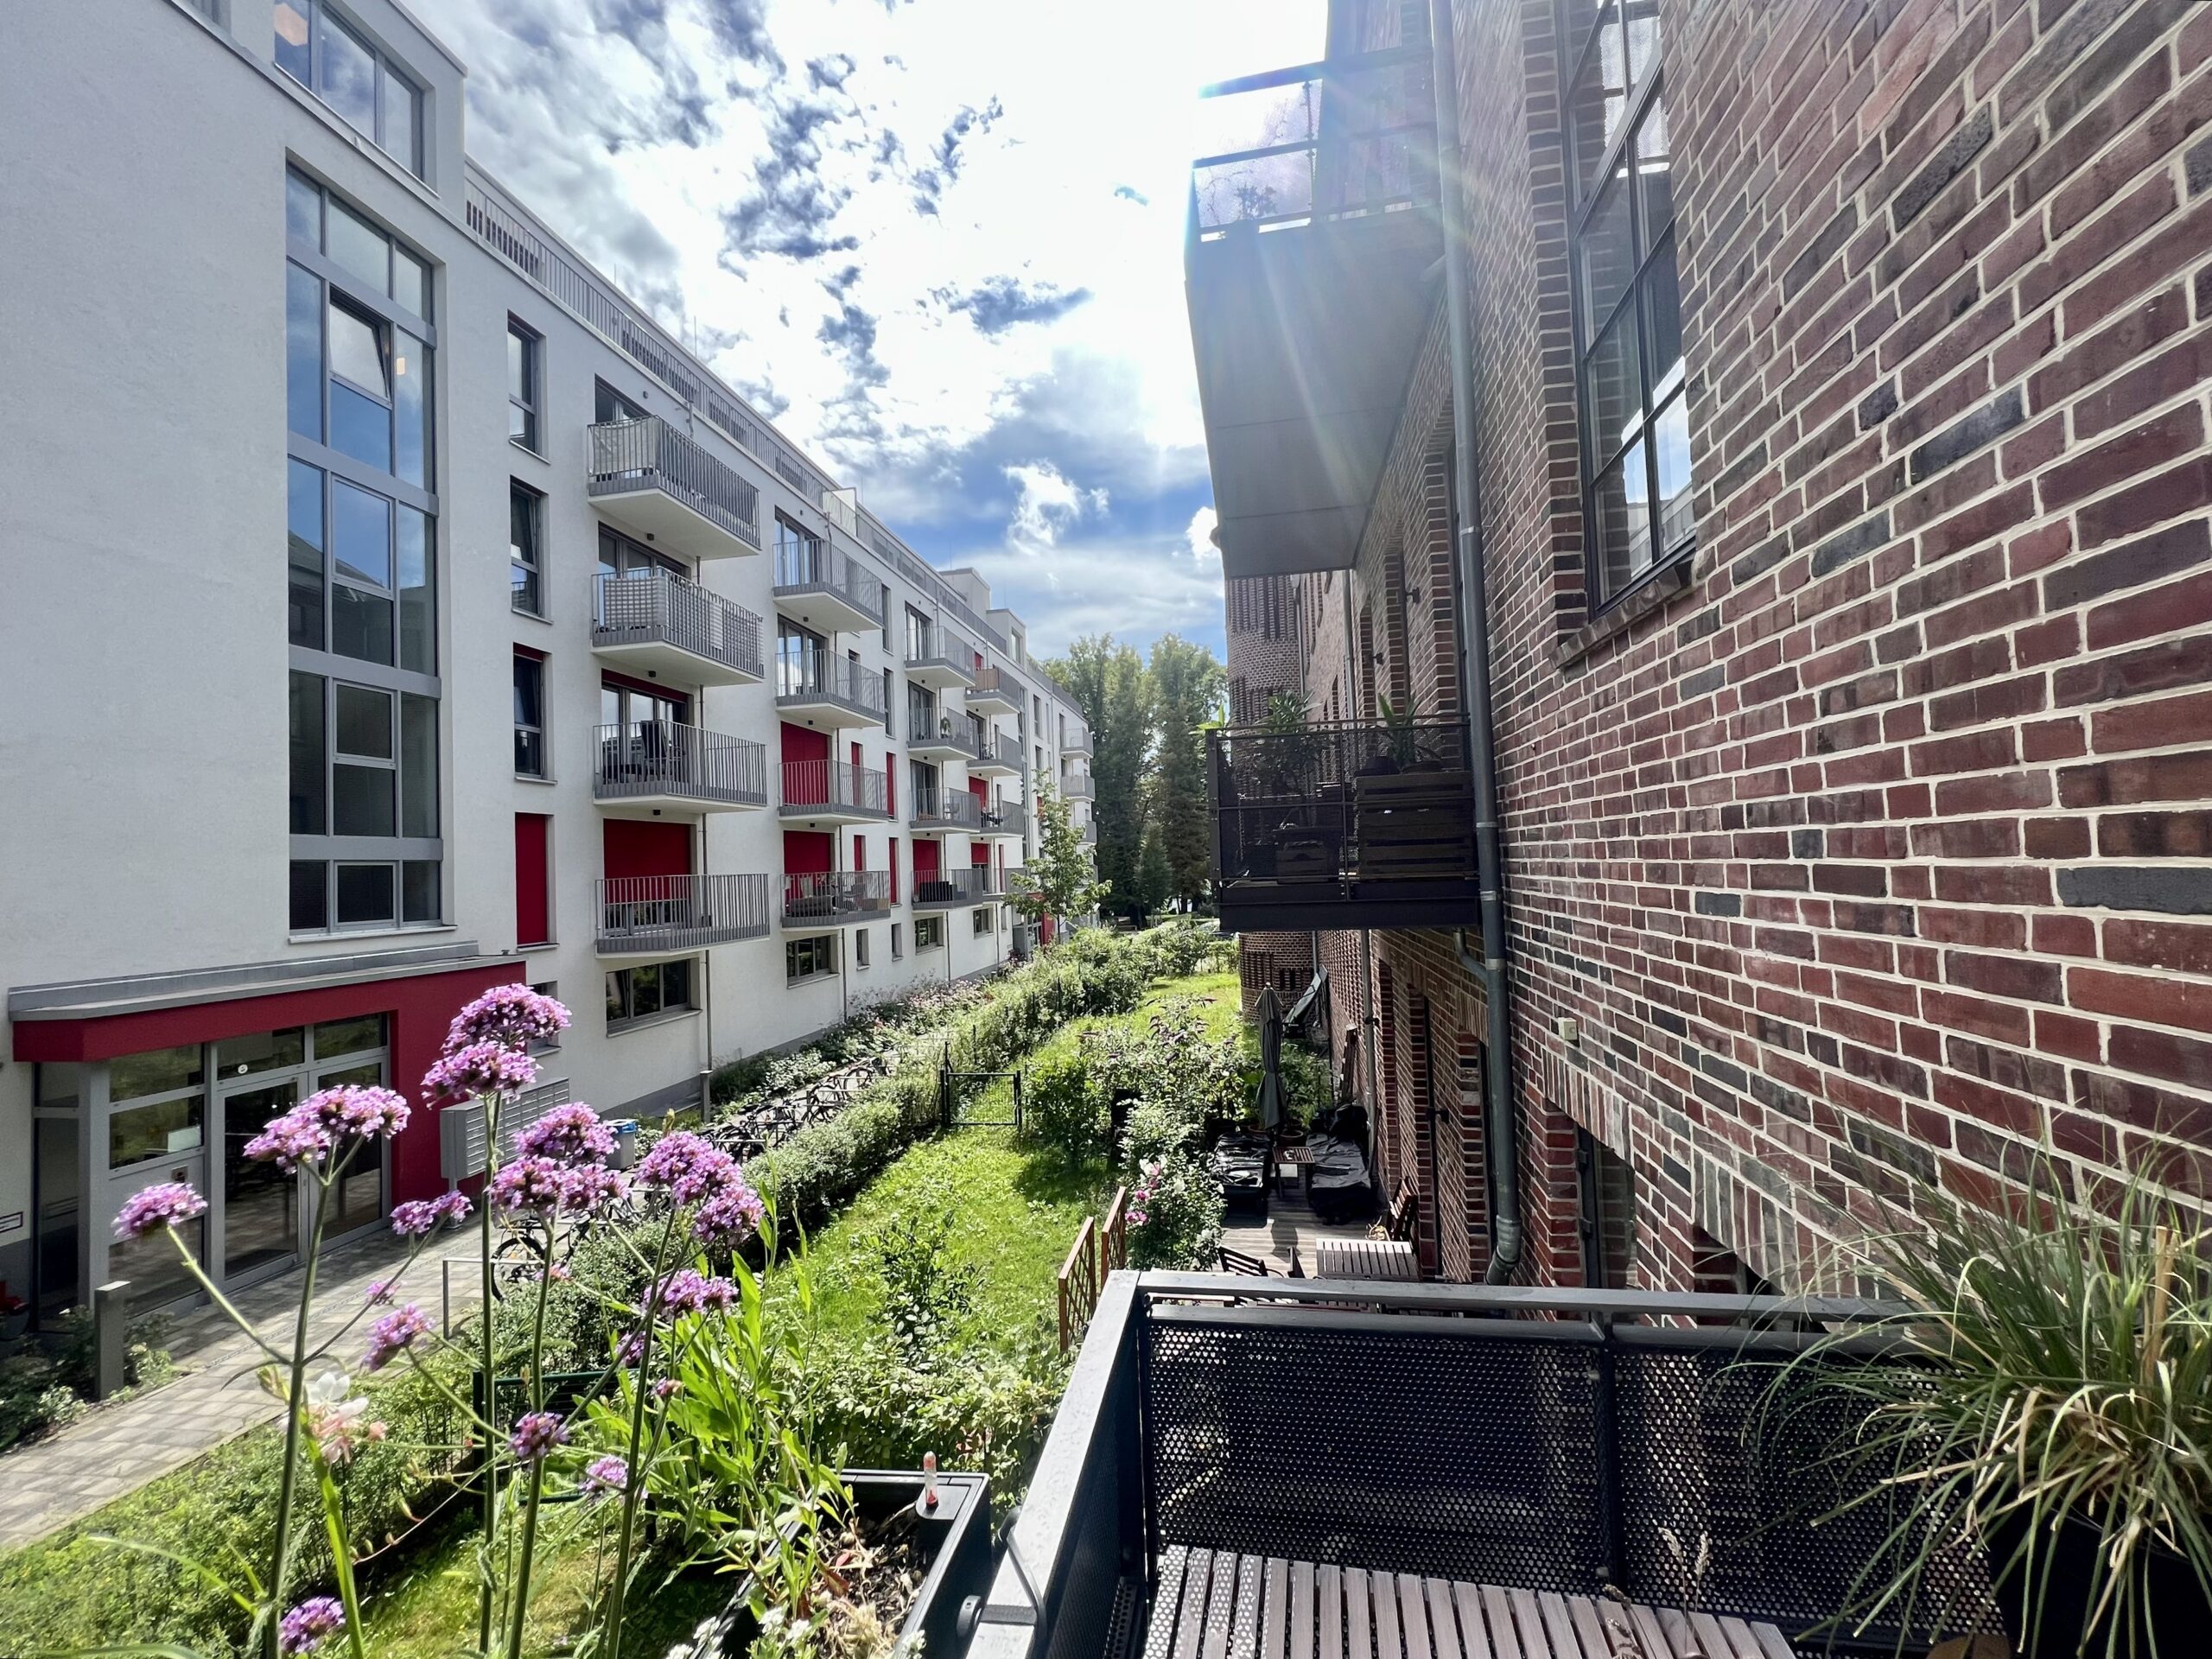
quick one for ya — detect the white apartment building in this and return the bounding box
[0,0,1096,1320]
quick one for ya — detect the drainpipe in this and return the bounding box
[1430,0,1522,1285]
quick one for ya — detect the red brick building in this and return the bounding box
[1195,0,2212,1291]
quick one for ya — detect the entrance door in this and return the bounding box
[312,1058,388,1239]
[220,1078,302,1281]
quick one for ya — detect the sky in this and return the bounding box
[438,0,1332,663]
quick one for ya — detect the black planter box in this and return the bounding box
[683,1467,993,1657]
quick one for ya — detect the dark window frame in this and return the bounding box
[513,652,547,779]
[273,0,424,177]
[511,479,545,618]
[1560,0,1689,618]
[785,934,838,984]
[507,319,543,454]
[605,958,696,1028]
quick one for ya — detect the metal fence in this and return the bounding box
[781,869,893,925]
[586,417,761,550]
[773,539,885,623]
[911,782,983,831]
[777,649,887,719]
[913,866,1000,908]
[969,664,1027,707]
[593,720,766,807]
[905,617,977,679]
[594,873,771,951]
[779,759,889,817]
[594,569,762,680]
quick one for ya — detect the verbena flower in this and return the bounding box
[363,1278,394,1306]
[580,1454,629,1500]
[509,1411,567,1462]
[513,1103,615,1166]
[486,1154,568,1213]
[391,1192,472,1238]
[651,1378,681,1402]
[422,1041,538,1103]
[445,983,570,1053]
[314,1084,410,1140]
[278,1597,346,1656]
[615,1330,646,1367]
[113,1181,207,1240]
[242,1107,333,1173]
[558,1162,628,1217]
[362,1305,431,1371]
[648,1268,737,1317]
[633,1131,736,1204]
[693,1175,766,1247]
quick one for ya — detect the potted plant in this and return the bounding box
[1781,1164,2212,1658]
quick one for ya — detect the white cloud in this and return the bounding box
[1185,505,1220,567]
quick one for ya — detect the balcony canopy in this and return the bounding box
[1186,46,1442,579]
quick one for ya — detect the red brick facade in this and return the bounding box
[1247,0,2212,1294]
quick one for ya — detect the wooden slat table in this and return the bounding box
[1144,1546,1797,1659]
[1313,1238,1419,1281]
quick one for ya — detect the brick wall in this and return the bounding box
[1239,0,2212,1294]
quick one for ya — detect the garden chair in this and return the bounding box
[1217,1247,1272,1277]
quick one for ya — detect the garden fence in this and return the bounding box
[1056,1184,1130,1353]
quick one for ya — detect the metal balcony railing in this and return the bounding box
[910,783,983,831]
[1191,44,1438,238]
[776,649,887,719]
[779,759,889,818]
[587,416,761,549]
[780,869,892,925]
[912,865,999,908]
[908,709,978,755]
[593,720,766,808]
[594,873,770,953]
[1062,723,1093,757]
[593,569,763,680]
[968,664,1026,707]
[978,730,1024,772]
[1060,766,1095,799]
[773,540,885,625]
[904,618,976,681]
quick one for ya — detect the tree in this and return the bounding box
[1045,635,1154,923]
[1013,782,1106,926]
[1146,634,1225,909]
[1134,826,1172,918]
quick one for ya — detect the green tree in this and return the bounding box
[1013,782,1106,925]
[1045,635,1154,922]
[1146,634,1225,908]
[1134,826,1172,918]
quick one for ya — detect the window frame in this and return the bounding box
[890,922,904,959]
[971,906,994,938]
[785,935,838,984]
[854,929,871,969]
[606,958,696,1029]
[510,479,546,619]
[273,0,424,177]
[915,915,944,951]
[513,652,548,779]
[1559,0,1689,618]
[508,319,543,454]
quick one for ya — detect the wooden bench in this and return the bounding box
[1143,1545,1796,1659]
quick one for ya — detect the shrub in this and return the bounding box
[867,1208,979,1367]
[1022,1052,1104,1165]
[1125,1154,1224,1271]
[0,1311,174,1454]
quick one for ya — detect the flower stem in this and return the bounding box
[597,1202,683,1659]
[315,1453,368,1659]
[265,1166,335,1659]
[475,1093,501,1658]
[499,1227,559,1658]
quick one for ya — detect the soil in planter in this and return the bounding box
[761,1516,925,1657]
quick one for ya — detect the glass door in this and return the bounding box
[221,1078,302,1281]
[311,1058,387,1240]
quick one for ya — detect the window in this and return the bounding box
[606,958,695,1027]
[273,2,423,175]
[1575,1127,1637,1289]
[854,929,871,969]
[511,481,544,616]
[891,922,904,959]
[513,653,545,777]
[594,378,645,424]
[1563,0,1686,610]
[774,514,824,585]
[597,524,683,582]
[972,906,994,937]
[883,668,895,736]
[915,916,943,951]
[528,982,561,1052]
[904,606,932,661]
[507,321,542,452]
[777,620,826,697]
[786,935,838,983]
[289,669,437,931]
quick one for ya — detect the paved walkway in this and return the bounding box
[0,1230,481,1550]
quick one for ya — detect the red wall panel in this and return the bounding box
[515,813,551,947]
[782,830,833,875]
[602,819,691,880]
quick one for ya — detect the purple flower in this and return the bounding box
[514,1103,615,1166]
[391,1192,472,1238]
[278,1597,346,1657]
[651,1378,681,1402]
[445,983,570,1053]
[580,1454,629,1500]
[509,1411,567,1462]
[422,1042,538,1103]
[634,1132,737,1205]
[615,1330,647,1368]
[364,1278,395,1306]
[311,1084,410,1140]
[693,1175,766,1248]
[243,1106,333,1173]
[558,1162,628,1217]
[487,1155,568,1214]
[114,1182,208,1241]
[648,1268,737,1318]
[362,1304,432,1372]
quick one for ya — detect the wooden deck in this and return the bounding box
[1142,1546,1796,1659]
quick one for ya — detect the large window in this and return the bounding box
[286,171,440,931]
[511,481,544,617]
[777,620,827,697]
[507,320,542,452]
[914,916,944,951]
[774,513,824,584]
[606,959,694,1027]
[1562,0,1687,611]
[513,654,545,778]
[786,935,838,984]
[273,2,423,176]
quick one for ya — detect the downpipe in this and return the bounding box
[1431,0,1522,1285]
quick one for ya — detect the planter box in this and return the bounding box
[684,1467,993,1658]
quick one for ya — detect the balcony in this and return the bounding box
[781,869,892,930]
[905,620,976,690]
[594,873,770,958]
[907,708,976,761]
[912,865,1000,909]
[1210,715,1477,933]
[960,1274,1997,1659]
[778,759,891,826]
[776,650,887,730]
[1080,820,1096,847]
[976,798,1023,839]
[773,541,885,637]
[1187,45,1441,579]
[1062,723,1093,758]
[593,720,766,813]
[965,664,1024,715]
[1060,765,1095,800]
[591,569,763,687]
[586,416,761,558]
[969,728,1022,778]
[909,783,982,836]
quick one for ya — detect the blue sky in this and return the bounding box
[440,0,1331,663]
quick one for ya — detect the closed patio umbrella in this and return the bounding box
[1253,985,1286,1131]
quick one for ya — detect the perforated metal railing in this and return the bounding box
[957,1276,2002,1659]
